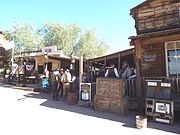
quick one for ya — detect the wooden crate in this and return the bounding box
[94,95,110,111]
[96,78,125,98]
[110,98,122,113]
[94,95,128,115]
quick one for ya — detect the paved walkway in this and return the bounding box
[0,84,179,135]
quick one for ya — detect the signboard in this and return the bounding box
[80,83,91,102]
[42,46,57,54]
[155,102,170,114]
[143,54,157,62]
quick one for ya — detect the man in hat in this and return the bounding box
[119,61,133,79]
[51,68,61,100]
[105,64,119,78]
[58,68,65,97]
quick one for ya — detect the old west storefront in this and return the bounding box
[86,48,136,113]
[129,0,180,112]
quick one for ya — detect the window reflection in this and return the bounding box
[168,57,176,63]
[177,58,180,74]
[168,57,177,76]
[169,64,177,75]
[166,41,180,77]
[177,49,180,56]
[168,50,175,57]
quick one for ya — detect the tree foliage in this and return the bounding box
[74,30,109,59]
[0,32,12,70]
[7,22,109,59]
[38,23,81,56]
[12,22,43,53]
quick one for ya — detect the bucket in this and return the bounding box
[136,115,147,129]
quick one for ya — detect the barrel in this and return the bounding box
[68,92,78,105]
[136,115,147,129]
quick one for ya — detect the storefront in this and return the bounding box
[129,0,180,112]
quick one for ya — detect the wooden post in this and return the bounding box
[104,57,107,67]
[90,61,93,82]
[118,53,121,72]
[135,39,143,112]
[79,56,83,100]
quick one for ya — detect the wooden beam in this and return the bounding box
[135,39,143,112]
[142,33,180,44]
[118,53,121,72]
[104,57,107,68]
[79,56,84,100]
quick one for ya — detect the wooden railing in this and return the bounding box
[125,77,180,100]
[125,79,136,99]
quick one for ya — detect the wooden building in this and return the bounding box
[87,48,135,82]
[8,50,79,85]
[86,49,135,113]
[129,0,180,111]
[19,46,79,76]
[30,53,79,76]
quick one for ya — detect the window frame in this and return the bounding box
[165,40,180,77]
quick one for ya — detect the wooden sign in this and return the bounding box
[143,54,157,62]
[42,46,57,53]
[80,83,91,102]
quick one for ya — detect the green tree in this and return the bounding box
[38,23,81,56]
[12,22,43,53]
[74,30,109,59]
[0,32,13,75]
[9,22,109,59]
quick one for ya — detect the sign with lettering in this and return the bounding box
[143,54,157,62]
[42,46,57,54]
[80,83,91,102]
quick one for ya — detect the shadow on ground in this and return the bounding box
[23,92,137,128]
[0,82,39,91]
[21,92,180,134]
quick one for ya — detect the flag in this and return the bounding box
[2,40,15,50]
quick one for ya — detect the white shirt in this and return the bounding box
[105,68,119,78]
[65,71,72,82]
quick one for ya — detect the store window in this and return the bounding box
[165,41,180,77]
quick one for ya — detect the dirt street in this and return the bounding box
[0,85,179,135]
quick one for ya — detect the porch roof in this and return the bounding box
[129,28,180,45]
[89,48,134,62]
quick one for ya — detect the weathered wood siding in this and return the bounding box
[133,0,180,34]
[94,78,127,114]
[34,56,60,71]
[140,43,166,77]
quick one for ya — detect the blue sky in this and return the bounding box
[0,0,144,54]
